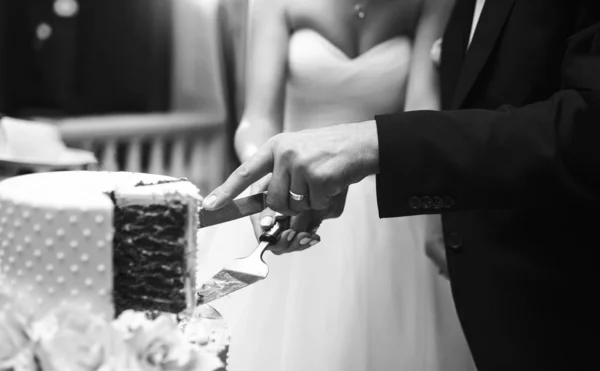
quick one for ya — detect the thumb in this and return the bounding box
[250,208,277,240]
[249,174,275,239]
[259,208,277,230]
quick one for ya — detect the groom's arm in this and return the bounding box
[376,22,600,217]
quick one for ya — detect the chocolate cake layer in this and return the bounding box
[113,200,188,314]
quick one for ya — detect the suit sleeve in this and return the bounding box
[375,22,600,218]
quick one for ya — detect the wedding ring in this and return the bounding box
[288,190,307,202]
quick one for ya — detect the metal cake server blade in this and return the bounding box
[198,191,267,228]
[197,215,290,305]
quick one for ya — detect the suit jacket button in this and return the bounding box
[443,196,455,208]
[447,232,462,249]
[432,196,444,210]
[408,196,422,210]
[421,196,433,209]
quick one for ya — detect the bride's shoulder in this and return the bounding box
[252,0,287,11]
[249,0,290,28]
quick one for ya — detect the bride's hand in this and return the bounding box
[265,188,349,255]
[250,178,349,255]
[424,215,449,279]
[248,174,320,254]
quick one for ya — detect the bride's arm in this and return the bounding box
[404,0,454,112]
[234,0,290,163]
[403,0,454,277]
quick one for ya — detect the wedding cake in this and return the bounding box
[0,171,231,371]
[0,171,201,320]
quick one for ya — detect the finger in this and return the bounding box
[251,208,277,241]
[307,183,336,210]
[295,233,321,252]
[266,161,297,215]
[259,208,277,230]
[249,175,275,239]
[203,145,274,210]
[251,173,272,194]
[311,188,348,221]
[285,232,321,253]
[325,189,349,219]
[269,229,297,255]
[288,211,312,232]
[289,210,322,236]
[309,222,321,235]
[282,231,311,254]
[289,176,310,213]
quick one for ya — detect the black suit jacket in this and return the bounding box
[375,0,600,370]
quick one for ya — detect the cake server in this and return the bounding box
[198,191,267,228]
[197,215,290,305]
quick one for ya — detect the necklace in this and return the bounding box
[354,2,367,19]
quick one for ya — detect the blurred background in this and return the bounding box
[0,0,249,194]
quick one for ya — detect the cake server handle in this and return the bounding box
[243,214,291,262]
[259,213,291,244]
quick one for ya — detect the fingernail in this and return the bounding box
[287,230,296,241]
[300,238,311,245]
[260,216,273,227]
[204,195,217,208]
[309,240,319,246]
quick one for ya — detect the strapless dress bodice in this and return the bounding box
[284,29,412,131]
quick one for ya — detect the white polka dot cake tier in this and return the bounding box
[0,171,201,321]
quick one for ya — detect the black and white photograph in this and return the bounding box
[1,1,599,370]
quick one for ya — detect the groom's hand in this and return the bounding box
[203,121,379,215]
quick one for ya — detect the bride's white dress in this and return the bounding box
[197,29,474,371]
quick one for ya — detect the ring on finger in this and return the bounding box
[289,190,308,202]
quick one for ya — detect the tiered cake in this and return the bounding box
[0,171,201,320]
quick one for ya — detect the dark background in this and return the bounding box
[0,0,172,117]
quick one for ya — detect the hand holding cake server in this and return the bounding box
[196,122,377,304]
[202,121,379,223]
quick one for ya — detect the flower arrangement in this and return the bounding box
[0,294,224,371]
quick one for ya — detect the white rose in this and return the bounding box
[127,315,223,371]
[0,309,32,367]
[35,307,142,371]
[113,310,153,337]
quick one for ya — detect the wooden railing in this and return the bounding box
[19,0,235,196]
[54,112,226,195]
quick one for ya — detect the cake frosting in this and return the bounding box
[0,171,201,320]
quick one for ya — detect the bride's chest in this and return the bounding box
[286,0,422,58]
[287,29,412,84]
